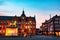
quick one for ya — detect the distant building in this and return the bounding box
[36,28,40,35]
[40,15,60,36]
[0,10,36,36]
[40,20,49,35]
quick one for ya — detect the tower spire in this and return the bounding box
[21,9,26,17]
[50,14,51,19]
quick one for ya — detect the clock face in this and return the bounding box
[22,17,24,19]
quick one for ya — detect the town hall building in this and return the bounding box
[0,10,36,36]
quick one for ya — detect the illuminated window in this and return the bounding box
[26,22,28,24]
[33,22,35,24]
[20,26,22,29]
[28,21,32,24]
[30,23,32,24]
[33,26,35,28]
[28,22,29,24]
[25,26,28,29]
[30,26,32,28]
[0,27,2,30]
[28,26,30,29]
[5,28,18,36]
[30,21,32,23]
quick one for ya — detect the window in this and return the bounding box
[29,21,32,23]
[28,22,29,24]
[0,25,2,30]
[33,22,35,24]
[33,26,35,28]
[0,22,2,24]
[55,18,59,20]
[30,22,32,24]
[17,22,20,24]
[54,21,58,24]
[30,26,32,28]
[59,21,60,24]
[51,22,53,24]
[50,26,53,31]
[55,25,60,27]
[4,21,7,24]
[0,27,1,30]
[59,18,60,21]
[26,22,27,24]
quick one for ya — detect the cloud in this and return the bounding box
[0,0,60,28]
[0,13,6,16]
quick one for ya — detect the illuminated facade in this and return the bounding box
[41,15,60,36]
[0,10,36,36]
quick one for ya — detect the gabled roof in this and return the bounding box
[52,15,60,18]
[0,16,36,21]
[0,16,20,20]
[0,10,36,21]
[26,17,36,21]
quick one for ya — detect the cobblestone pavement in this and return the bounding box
[0,35,60,40]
